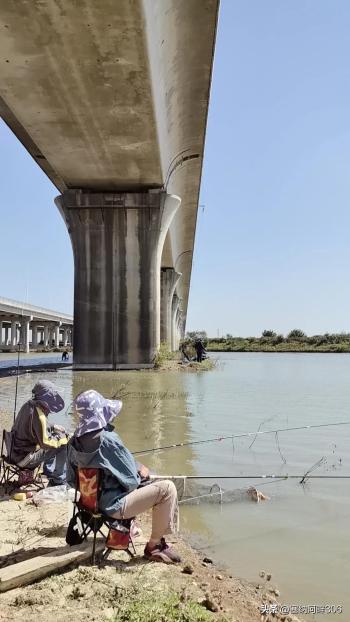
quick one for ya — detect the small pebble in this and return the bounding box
[182,564,194,575]
[259,570,266,578]
[266,573,272,581]
[203,556,213,564]
[216,574,223,580]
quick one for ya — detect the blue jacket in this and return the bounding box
[67,426,140,515]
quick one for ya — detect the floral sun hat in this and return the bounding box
[73,390,122,437]
[32,380,65,413]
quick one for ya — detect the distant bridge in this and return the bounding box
[0,297,73,352]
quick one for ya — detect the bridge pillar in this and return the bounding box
[54,322,61,347]
[20,318,30,353]
[56,190,180,369]
[175,308,182,351]
[62,327,68,346]
[160,268,181,348]
[10,320,17,348]
[43,324,50,347]
[171,294,181,352]
[4,324,9,345]
[31,324,38,348]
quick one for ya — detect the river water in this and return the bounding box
[0,352,349,620]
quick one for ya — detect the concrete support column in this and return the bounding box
[11,320,17,348]
[54,323,61,347]
[171,294,181,352]
[44,325,49,347]
[62,327,68,346]
[32,325,38,348]
[160,268,181,348]
[0,321,2,346]
[4,325,9,345]
[56,190,180,369]
[175,308,182,351]
[21,318,30,353]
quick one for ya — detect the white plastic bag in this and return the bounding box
[32,484,76,506]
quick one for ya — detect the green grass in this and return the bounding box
[188,358,216,371]
[153,342,178,368]
[111,591,225,622]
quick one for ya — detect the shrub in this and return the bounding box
[153,342,177,368]
[287,329,306,340]
[262,330,277,338]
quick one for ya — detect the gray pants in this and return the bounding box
[20,445,67,485]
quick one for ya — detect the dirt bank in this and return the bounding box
[0,497,301,622]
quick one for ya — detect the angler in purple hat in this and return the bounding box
[67,390,181,564]
[10,379,68,486]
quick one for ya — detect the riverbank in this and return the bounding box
[0,497,297,622]
[206,340,350,353]
[157,357,216,372]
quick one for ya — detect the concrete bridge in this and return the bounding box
[0,0,219,369]
[0,297,73,353]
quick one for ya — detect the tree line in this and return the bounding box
[185,330,350,352]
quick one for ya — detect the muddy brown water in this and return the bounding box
[0,352,349,621]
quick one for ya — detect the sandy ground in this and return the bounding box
[0,494,302,622]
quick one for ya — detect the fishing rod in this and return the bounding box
[151,474,350,479]
[133,420,350,456]
[13,341,21,425]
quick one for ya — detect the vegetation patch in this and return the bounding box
[187,358,216,371]
[153,342,179,368]
[111,590,226,622]
[205,329,350,353]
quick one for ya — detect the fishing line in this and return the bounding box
[275,431,286,464]
[249,415,276,449]
[133,420,350,456]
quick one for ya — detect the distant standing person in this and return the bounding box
[62,350,69,361]
[194,339,206,362]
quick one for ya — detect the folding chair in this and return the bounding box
[0,429,44,494]
[67,467,136,565]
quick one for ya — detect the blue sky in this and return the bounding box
[2,0,350,337]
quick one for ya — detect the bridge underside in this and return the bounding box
[0,0,219,368]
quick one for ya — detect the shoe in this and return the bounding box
[144,538,181,564]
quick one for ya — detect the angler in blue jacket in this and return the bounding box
[67,390,181,563]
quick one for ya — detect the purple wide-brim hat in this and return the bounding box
[73,390,122,437]
[32,380,65,413]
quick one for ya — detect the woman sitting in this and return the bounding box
[67,389,180,563]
